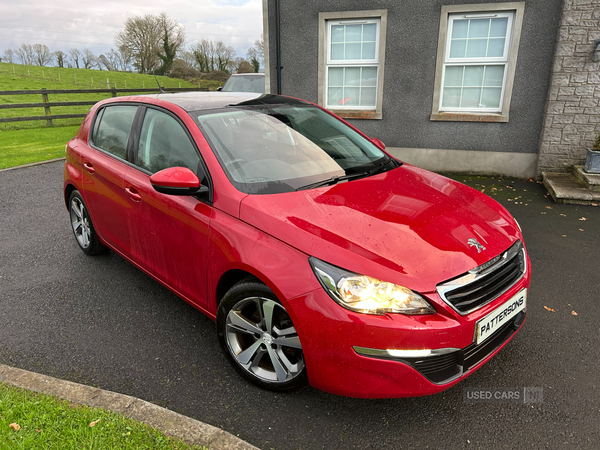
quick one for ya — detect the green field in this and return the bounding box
[0,63,219,169]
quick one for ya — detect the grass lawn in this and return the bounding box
[0,62,221,131]
[0,383,206,450]
[0,126,78,170]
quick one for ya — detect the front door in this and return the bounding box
[122,107,212,307]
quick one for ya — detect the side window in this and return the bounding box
[137,108,200,174]
[93,105,138,159]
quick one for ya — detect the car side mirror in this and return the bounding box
[371,138,385,150]
[150,167,209,196]
[216,86,222,91]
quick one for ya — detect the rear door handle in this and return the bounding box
[83,162,95,173]
[125,187,142,202]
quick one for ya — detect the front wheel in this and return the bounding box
[217,280,308,392]
[68,190,107,256]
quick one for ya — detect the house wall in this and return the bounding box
[536,0,600,175]
[266,0,563,177]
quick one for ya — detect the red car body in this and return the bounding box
[64,92,530,398]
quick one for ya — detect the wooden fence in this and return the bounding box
[0,87,208,126]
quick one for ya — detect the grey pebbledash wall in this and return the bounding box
[266,0,563,172]
[536,0,600,175]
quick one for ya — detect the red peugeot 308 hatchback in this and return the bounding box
[64,92,530,398]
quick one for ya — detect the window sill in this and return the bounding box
[430,113,509,123]
[328,109,382,120]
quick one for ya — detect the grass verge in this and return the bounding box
[0,126,78,169]
[0,383,206,450]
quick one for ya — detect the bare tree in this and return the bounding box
[214,41,236,73]
[15,44,34,65]
[3,49,14,63]
[246,35,264,73]
[156,12,185,75]
[116,13,183,74]
[82,49,97,69]
[33,44,53,66]
[54,50,67,68]
[190,39,214,73]
[69,48,82,68]
[115,46,133,71]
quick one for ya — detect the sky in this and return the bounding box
[0,0,263,62]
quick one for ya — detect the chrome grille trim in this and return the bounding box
[437,241,526,315]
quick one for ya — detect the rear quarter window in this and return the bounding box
[92,105,138,160]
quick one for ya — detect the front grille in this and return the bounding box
[437,241,526,314]
[410,352,461,383]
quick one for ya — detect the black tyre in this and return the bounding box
[217,280,308,392]
[68,190,107,256]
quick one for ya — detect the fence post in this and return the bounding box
[41,88,53,126]
[111,88,117,98]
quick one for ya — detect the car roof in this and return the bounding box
[135,92,309,112]
[229,73,264,77]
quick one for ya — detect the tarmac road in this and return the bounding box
[1,161,599,449]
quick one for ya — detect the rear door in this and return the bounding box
[122,106,212,307]
[81,104,139,257]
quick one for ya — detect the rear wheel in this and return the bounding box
[68,190,107,256]
[217,280,307,391]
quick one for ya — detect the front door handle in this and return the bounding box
[125,187,142,202]
[83,162,95,173]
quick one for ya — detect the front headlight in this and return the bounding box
[309,257,435,315]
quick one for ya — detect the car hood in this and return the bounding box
[239,164,520,293]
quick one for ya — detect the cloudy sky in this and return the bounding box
[0,0,263,61]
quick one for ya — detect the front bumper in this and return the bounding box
[286,274,529,398]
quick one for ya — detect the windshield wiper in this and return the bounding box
[295,159,402,191]
[295,172,368,191]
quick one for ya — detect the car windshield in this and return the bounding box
[221,75,265,93]
[193,104,397,194]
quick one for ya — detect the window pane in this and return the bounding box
[344,87,360,106]
[331,25,345,43]
[464,66,484,86]
[487,38,506,57]
[345,24,362,42]
[442,88,462,108]
[449,39,466,58]
[138,109,199,173]
[328,87,343,106]
[452,20,468,39]
[94,106,137,160]
[462,88,482,108]
[483,65,504,86]
[344,67,360,86]
[490,18,508,38]
[345,43,361,59]
[361,87,377,106]
[362,42,376,59]
[466,39,487,57]
[481,88,502,108]
[329,67,343,86]
[363,23,377,41]
[362,67,378,86]
[331,43,344,60]
[444,66,463,86]
[469,19,490,38]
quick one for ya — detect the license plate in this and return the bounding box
[475,289,527,345]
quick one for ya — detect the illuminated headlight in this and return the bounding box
[309,257,435,315]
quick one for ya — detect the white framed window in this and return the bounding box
[318,10,387,120]
[326,19,380,110]
[431,3,525,122]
